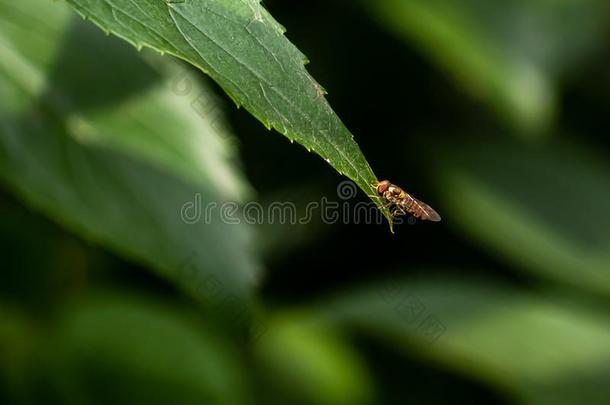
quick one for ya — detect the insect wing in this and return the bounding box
[412,197,441,222]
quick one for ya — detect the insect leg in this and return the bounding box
[391,206,407,217]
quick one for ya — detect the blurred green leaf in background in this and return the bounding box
[319,276,610,405]
[0,0,259,309]
[362,0,609,136]
[431,139,610,296]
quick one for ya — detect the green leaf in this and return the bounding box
[0,0,260,307]
[362,0,607,136]
[431,139,610,297]
[0,0,249,199]
[0,0,72,116]
[0,305,36,403]
[254,311,374,405]
[48,294,253,405]
[321,276,610,405]
[61,0,392,225]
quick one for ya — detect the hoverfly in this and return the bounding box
[375,180,441,222]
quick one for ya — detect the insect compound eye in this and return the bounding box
[377,180,390,194]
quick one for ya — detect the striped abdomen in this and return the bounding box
[399,194,441,222]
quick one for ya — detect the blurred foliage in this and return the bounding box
[47,295,253,405]
[318,276,610,405]
[254,311,373,405]
[1,0,610,404]
[0,0,259,310]
[361,0,609,136]
[431,139,610,296]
